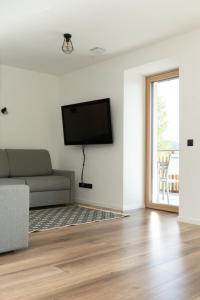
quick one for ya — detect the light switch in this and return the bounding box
[187,139,193,146]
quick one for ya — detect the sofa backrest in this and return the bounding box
[6,149,53,177]
[0,150,9,178]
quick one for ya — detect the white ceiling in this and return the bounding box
[1,0,200,75]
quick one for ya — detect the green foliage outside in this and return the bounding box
[156,96,171,150]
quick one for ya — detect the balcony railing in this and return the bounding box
[157,150,179,193]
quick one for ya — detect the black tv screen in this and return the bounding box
[61,98,113,145]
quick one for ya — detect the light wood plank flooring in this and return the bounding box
[1,209,200,300]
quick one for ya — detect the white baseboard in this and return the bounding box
[75,198,122,212]
[178,216,200,225]
[123,208,144,215]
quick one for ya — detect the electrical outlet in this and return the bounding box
[79,182,93,189]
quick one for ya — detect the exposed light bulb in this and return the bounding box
[62,33,74,54]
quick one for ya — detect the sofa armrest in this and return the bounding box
[52,169,75,203]
[0,185,29,253]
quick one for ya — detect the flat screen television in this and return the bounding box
[61,98,113,145]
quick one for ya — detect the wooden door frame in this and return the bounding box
[145,69,179,213]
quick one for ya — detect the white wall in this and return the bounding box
[0,66,3,142]
[59,64,124,210]
[178,45,200,224]
[59,29,200,221]
[0,65,61,167]
[123,71,145,211]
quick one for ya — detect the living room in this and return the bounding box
[1,0,200,299]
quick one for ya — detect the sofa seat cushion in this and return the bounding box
[14,176,70,192]
[0,178,26,185]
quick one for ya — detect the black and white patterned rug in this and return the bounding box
[29,205,125,232]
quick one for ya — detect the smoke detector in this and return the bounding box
[90,47,106,55]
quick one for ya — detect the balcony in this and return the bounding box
[156,150,179,206]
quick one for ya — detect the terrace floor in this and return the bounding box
[155,192,179,207]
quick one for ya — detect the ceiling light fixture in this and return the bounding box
[62,33,74,54]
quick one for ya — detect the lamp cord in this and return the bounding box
[81,145,86,183]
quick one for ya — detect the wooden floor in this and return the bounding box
[1,209,200,300]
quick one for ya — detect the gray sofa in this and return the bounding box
[0,149,75,208]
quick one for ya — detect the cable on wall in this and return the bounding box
[79,145,92,189]
[81,144,86,183]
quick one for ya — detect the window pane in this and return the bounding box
[151,77,179,206]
